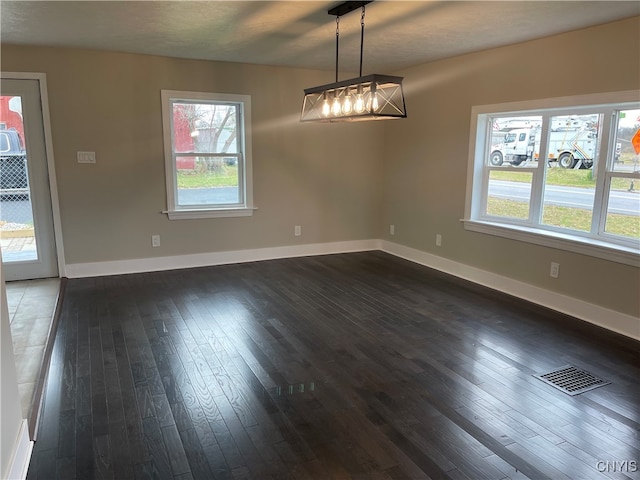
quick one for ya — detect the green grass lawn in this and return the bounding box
[177,166,238,188]
[488,166,639,238]
[487,197,640,238]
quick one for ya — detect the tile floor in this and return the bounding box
[6,277,60,418]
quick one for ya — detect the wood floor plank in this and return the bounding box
[177,427,215,479]
[27,252,640,479]
[55,455,76,480]
[139,417,173,480]
[75,414,93,479]
[209,418,247,471]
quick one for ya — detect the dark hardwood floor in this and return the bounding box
[26,252,639,479]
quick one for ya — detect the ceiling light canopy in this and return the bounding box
[301,1,407,123]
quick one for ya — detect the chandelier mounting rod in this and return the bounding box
[328,2,372,84]
[335,16,340,82]
[359,5,365,77]
[327,1,372,17]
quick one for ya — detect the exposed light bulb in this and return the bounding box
[354,85,365,113]
[342,93,352,114]
[322,93,330,117]
[371,92,379,111]
[332,94,341,116]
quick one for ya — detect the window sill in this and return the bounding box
[165,207,256,220]
[462,219,639,267]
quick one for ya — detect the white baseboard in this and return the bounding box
[381,240,640,341]
[6,420,33,480]
[65,239,381,278]
[64,238,638,340]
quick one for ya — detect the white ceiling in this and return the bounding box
[1,1,638,73]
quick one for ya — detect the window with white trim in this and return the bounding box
[465,92,640,265]
[161,90,254,219]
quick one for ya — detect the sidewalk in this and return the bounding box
[0,234,37,262]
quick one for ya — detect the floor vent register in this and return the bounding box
[534,365,610,396]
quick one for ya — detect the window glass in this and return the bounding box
[171,101,242,207]
[172,102,239,154]
[604,178,640,239]
[488,116,541,167]
[541,114,601,232]
[604,109,640,240]
[176,156,240,207]
[611,109,640,173]
[486,170,532,220]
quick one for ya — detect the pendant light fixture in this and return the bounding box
[301,1,407,123]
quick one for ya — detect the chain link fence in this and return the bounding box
[1,154,32,224]
[1,154,36,261]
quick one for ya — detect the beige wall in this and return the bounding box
[382,17,640,318]
[1,46,385,264]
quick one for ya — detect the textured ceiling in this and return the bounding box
[1,1,639,73]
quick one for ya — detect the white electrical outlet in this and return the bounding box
[550,262,560,278]
[390,225,395,235]
[436,234,442,247]
[294,225,301,237]
[152,235,161,247]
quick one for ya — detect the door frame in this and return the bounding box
[1,72,65,277]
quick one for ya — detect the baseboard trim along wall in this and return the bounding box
[64,239,639,341]
[6,420,33,480]
[64,239,380,279]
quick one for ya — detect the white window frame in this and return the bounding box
[161,90,254,220]
[464,90,640,267]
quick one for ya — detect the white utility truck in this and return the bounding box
[490,126,598,169]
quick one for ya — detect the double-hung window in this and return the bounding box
[161,90,253,219]
[465,91,639,265]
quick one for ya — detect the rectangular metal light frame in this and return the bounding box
[301,74,407,123]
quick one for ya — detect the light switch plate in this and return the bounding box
[77,151,96,163]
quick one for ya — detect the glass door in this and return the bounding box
[0,78,58,280]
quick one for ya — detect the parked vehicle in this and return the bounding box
[0,128,28,198]
[490,129,534,166]
[490,126,598,169]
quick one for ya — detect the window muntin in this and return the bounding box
[161,90,253,219]
[467,95,640,261]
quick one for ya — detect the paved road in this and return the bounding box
[489,180,640,216]
[177,186,239,206]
